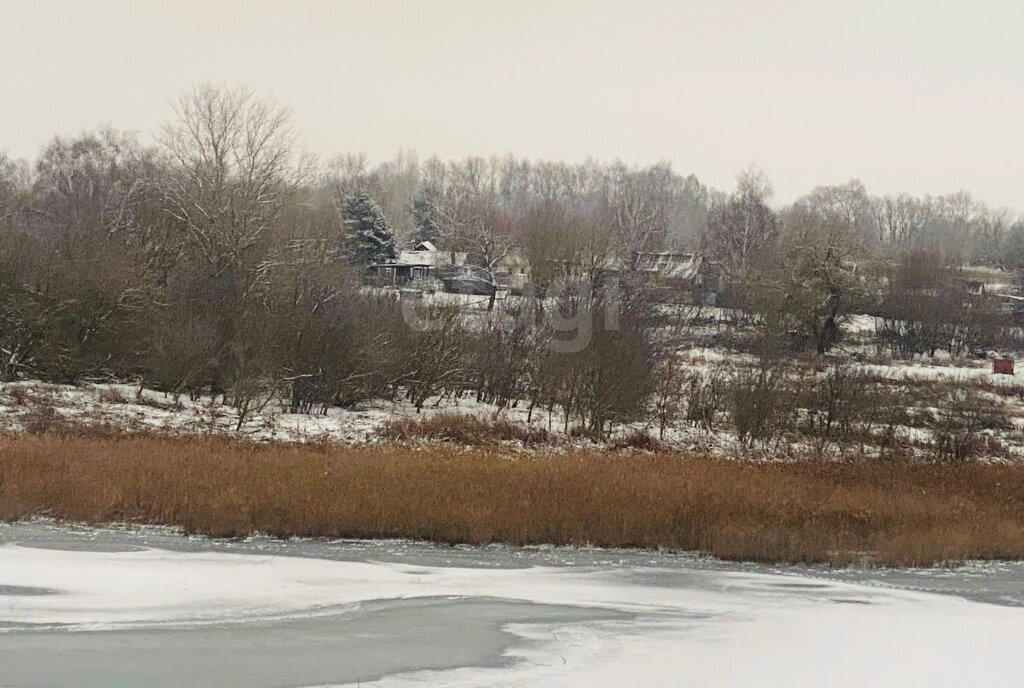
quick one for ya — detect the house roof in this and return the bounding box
[633,252,703,280]
[373,260,433,268]
[397,251,434,265]
[394,245,467,268]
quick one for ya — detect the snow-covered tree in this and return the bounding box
[159,85,309,269]
[341,192,398,265]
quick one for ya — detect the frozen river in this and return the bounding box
[2,522,1024,687]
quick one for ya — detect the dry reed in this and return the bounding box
[2,435,1024,566]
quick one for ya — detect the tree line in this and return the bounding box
[1,85,1022,435]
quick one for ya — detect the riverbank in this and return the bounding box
[3,435,1024,566]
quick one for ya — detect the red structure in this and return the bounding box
[994,358,1015,375]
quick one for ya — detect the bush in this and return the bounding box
[377,413,553,446]
[22,401,63,435]
[728,365,791,447]
[611,429,666,452]
[97,387,132,404]
[925,390,1012,462]
[685,371,725,431]
[2,384,30,407]
[798,366,881,449]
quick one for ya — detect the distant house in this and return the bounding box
[632,251,702,279]
[370,241,467,287]
[630,251,718,305]
[371,257,433,287]
[494,249,531,294]
[401,241,467,269]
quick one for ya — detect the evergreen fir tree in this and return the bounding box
[411,189,441,246]
[340,192,398,265]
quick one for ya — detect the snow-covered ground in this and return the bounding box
[0,380,524,445]
[4,344,1024,459]
[3,303,1024,459]
[1,523,1022,687]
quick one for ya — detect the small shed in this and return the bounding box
[993,358,1015,375]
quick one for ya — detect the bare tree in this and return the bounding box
[761,202,867,353]
[602,162,675,266]
[703,168,780,290]
[0,131,163,381]
[463,208,513,310]
[158,85,311,271]
[800,179,875,244]
[157,85,311,393]
[0,154,30,226]
[872,194,933,247]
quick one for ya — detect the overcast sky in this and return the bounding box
[2,0,1022,208]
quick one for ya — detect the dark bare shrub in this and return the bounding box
[611,429,666,452]
[926,389,1011,461]
[685,371,726,431]
[652,358,687,440]
[22,401,62,435]
[97,387,132,405]
[394,305,468,412]
[3,385,30,407]
[798,366,879,451]
[378,413,553,446]
[728,365,789,447]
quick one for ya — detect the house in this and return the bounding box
[494,248,531,294]
[632,251,702,280]
[537,250,716,302]
[630,251,718,305]
[400,241,466,270]
[370,258,434,287]
[370,241,466,287]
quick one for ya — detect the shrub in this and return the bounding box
[22,401,63,435]
[3,385,30,407]
[97,387,132,404]
[377,413,553,446]
[926,389,1012,462]
[728,365,791,447]
[685,371,726,431]
[798,366,882,450]
[611,429,666,452]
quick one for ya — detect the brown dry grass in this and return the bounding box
[3,434,1024,566]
